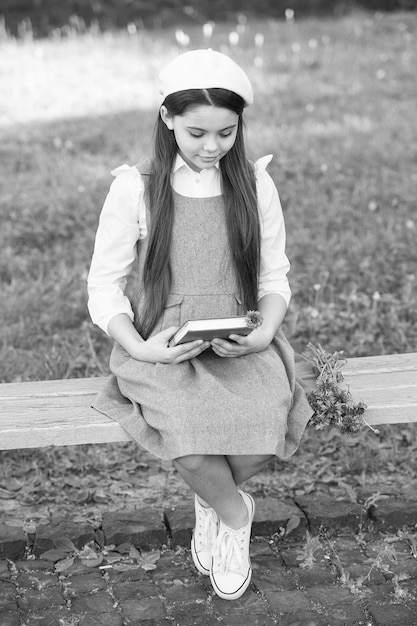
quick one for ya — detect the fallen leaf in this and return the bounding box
[41,549,68,562]
[78,544,98,560]
[105,553,123,564]
[81,554,104,568]
[54,537,77,553]
[4,519,25,528]
[55,557,75,573]
[112,562,137,571]
[115,542,132,554]
[23,520,37,534]
[129,545,141,560]
[285,516,301,536]
[0,488,17,500]
[93,489,110,503]
[95,529,105,548]
[138,550,161,571]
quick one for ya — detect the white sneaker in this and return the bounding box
[210,490,255,600]
[191,494,219,575]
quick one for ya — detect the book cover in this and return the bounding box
[168,311,263,347]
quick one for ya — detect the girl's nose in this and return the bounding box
[203,137,217,152]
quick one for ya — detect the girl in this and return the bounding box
[87,49,312,601]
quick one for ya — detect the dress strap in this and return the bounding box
[134,157,153,199]
[134,157,153,177]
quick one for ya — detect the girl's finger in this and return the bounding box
[228,334,248,344]
[211,344,237,358]
[175,344,209,363]
[211,339,238,353]
[170,339,204,353]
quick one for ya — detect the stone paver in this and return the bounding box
[0,495,416,625]
[33,518,96,557]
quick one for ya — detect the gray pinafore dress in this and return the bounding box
[93,163,313,460]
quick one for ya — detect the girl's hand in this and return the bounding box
[210,294,288,358]
[130,327,210,364]
[210,326,274,358]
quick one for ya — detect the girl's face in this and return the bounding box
[160,104,239,172]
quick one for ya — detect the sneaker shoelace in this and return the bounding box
[212,525,248,576]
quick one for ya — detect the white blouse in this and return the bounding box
[87,154,291,334]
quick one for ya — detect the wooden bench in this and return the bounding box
[0,352,416,450]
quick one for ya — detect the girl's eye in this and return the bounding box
[189,131,233,138]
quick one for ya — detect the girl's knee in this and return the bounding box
[252,454,274,465]
[226,454,275,484]
[251,454,275,472]
[173,454,207,473]
[257,454,275,467]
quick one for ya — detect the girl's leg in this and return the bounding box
[173,454,248,529]
[175,454,273,600]
[226,454,275,486]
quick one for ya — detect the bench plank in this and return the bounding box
[1,352,416,449]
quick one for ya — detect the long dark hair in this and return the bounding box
[138,88,260,338]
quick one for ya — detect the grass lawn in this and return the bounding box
[0,10,416,522]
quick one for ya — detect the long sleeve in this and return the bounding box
[87,166,147,334]
[255,155,292,307]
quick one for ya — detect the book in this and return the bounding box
[168,311,263,347]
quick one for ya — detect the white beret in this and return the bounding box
[159,49,253,106]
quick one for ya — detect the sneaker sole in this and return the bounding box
[210,567,252,600]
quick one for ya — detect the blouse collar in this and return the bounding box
[173,153,220,174]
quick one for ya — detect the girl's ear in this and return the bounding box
[160,106,174,130]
